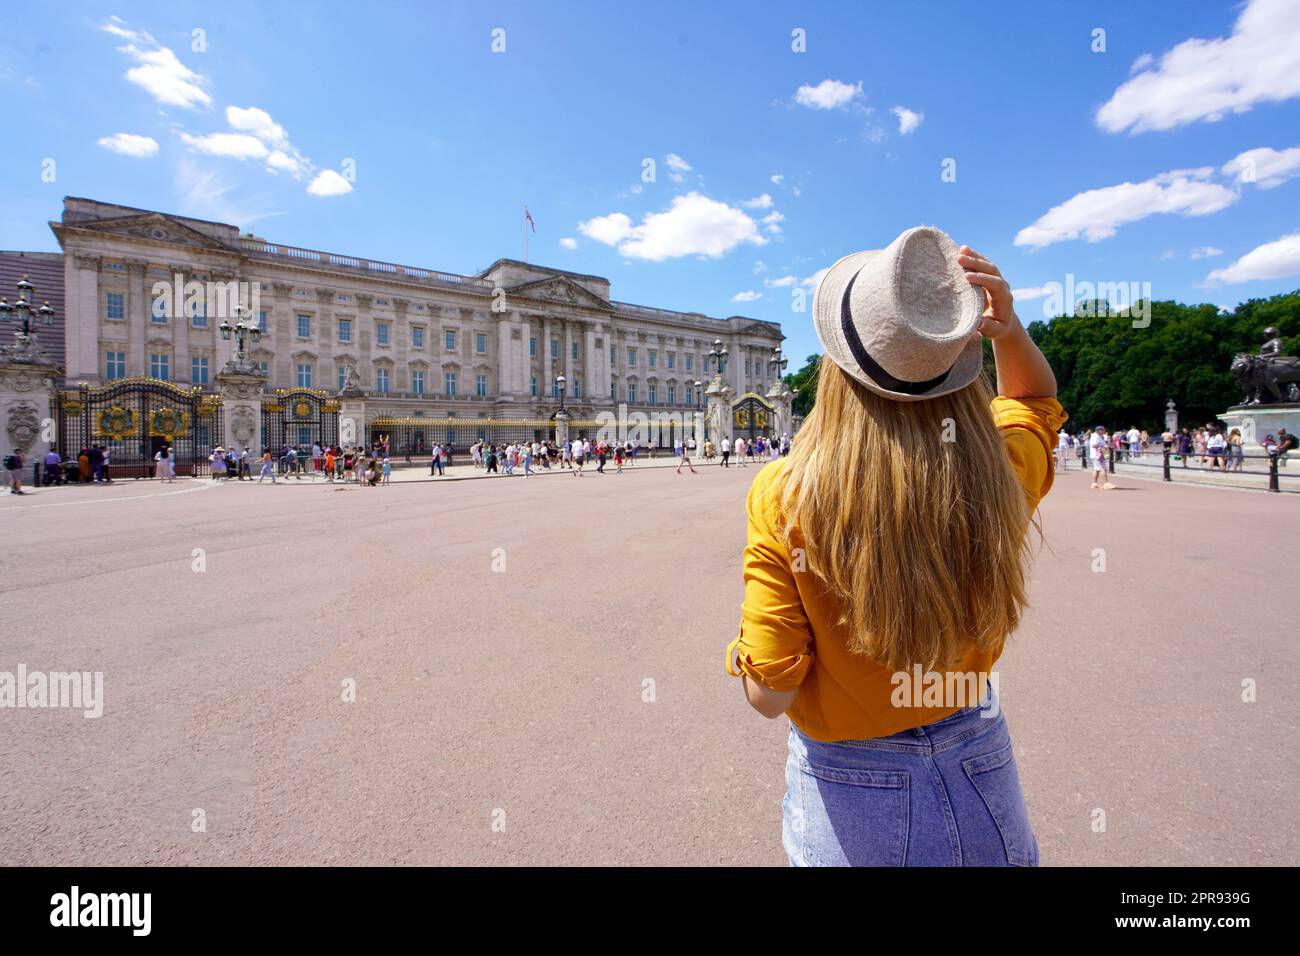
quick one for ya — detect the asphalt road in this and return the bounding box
[1,462,1295,865]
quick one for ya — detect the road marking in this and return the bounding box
[1,481,219,510]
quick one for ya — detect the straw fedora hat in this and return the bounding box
[812,225,985,402]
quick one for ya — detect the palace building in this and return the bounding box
[0,197,792,474]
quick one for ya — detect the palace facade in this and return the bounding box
[49,197,786,425]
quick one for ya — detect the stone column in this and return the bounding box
[127,259,148,377]
[338,392,367,450]
[693,409,705,459]
[66,253,101,382]
[216,369,267,453]
[272,283,294,388]
[554,408,569,447]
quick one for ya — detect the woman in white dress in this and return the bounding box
[154,446,173,482]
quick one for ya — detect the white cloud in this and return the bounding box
[1156,249,1178,261]
[307,169,353,197]
[1206,232,1300,283]
[666,153,691,182]
[1014,167,1238,248]
[1097,0,1300,134]
[891,106,924,135]
[794,79,862,110]
[1012,286,1051,302]
[752,260,767,274]
[179,131,268,161]
[732,291,762,303]
[762,211,784,235]
[226,106,289,150]
[559,237,578,250]
[764,275,797,288]
[770,174,784,185]
[741,194,774,209]
[578,212,634,246]
[581,193,766,262]
[100,17,210,110]
[1129,53,1154,74]
[1222,144,1300,188]
[172,156,283,228]
[97,132,159,158]
[1189,246,1224,260]
[802,267,829,289]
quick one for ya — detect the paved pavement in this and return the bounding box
[0,461,1295,865]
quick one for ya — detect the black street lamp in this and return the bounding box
[769,346,789,379]
[693,380,704,410]
[555,374,567,413]
[218,303,264,373]
[708,338,729,376]
[0,275,57,361]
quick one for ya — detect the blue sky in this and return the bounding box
[2,0,1299,365]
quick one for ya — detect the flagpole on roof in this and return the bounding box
[524,204,529,264]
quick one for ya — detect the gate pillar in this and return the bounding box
[217,369,267,455]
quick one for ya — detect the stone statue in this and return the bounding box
[1232,328,1300,405]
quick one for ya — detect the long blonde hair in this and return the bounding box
[779,357,1032,671]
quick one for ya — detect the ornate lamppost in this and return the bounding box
[555,374,567,413]
[708,339,729,377]
[693,380,704,411]
[218,304,264,374]
[0,275,57,363]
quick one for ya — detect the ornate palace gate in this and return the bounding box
[57,378,223,478]
[261,388,340,453]
[731,393,775,444]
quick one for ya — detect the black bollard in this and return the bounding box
[1269,453,1279,493]
[1163,444,1171,482]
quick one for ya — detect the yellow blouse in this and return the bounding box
[726,396,1068,743]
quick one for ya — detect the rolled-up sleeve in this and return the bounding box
[990,396,1068,508]
[725,472,814,691]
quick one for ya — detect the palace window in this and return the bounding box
[476,333,487,354]
[377,321,390,346]
[476,374,488,397]
[105,292,125,321]
[531,375,538,397]
[258,310,269,332]
[412,326,424,349]
[376,368,390,394]
[649,384,657,405]
[105,351,126,380]
[668,385,676,405]
[648,350,656,369]
[573,376,581,399]
[445,329,457,351]
[151,294,167,323]
[628,347,636,367]
[412,370,425,396]
[150,353,170,381]
[444,371,457,397]
[191,299,207,328]
[551,338,559,359]
[296,362,313,388]
[667,353,675,370]
[530,337,537,357]
[337,365,348,391]
[256,361,269,378]
[685,354,693,371]
[572,341,579,361]
[191,356,209,385]
[628,383,637,403]
[338,318,353,342]
[610,380,616,400]
[297,314,311,338]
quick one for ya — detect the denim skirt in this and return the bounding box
[782,696,1039,866]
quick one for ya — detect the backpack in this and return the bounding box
[3,455,17,470]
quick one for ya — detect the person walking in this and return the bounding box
[1089,426,1115,489]
[257,449,276,483]
[720,439,731,467]
[5,448,26,495]
[676,438,697,474]
[734,435,747,466]
[726,229,1063,866]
